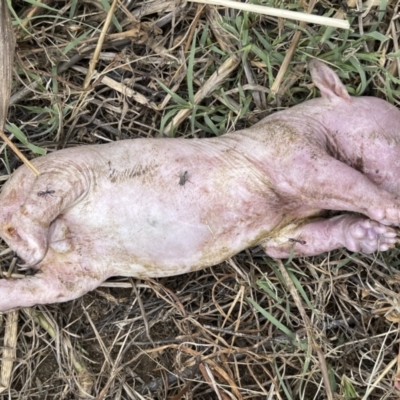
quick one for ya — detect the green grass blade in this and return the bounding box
[99,0,122,32]
[6,123,47,155]
[247,297,296,341]
[22,0,58,12]
[156,80,191,107]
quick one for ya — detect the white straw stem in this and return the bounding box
[188,0,350,29]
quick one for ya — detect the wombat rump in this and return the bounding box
[0,60,399,311]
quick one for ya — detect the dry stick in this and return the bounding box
[184,3,205,53]
[0,1,29,390]
[83,0,119,89]
[0,1,40,175]
[0,311,18,394]
[270,0,317,94]
[0,0,14,126]
[189,0,350,29]
[390,2,400,77]
[73,65,160,110]
[0,131,40,175]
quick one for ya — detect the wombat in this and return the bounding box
[0,60,399,311]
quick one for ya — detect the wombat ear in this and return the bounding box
[308,60,351,101]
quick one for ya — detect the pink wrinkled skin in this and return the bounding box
[1,60,400,311]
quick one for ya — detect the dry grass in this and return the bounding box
[1,0,400,399]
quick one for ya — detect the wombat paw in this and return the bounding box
[15,238,47,268]
[367,206,400,226]
[345,218,397,253]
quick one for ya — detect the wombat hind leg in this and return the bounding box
[281,151,400,226]
[262,215,397,258]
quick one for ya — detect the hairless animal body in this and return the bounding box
[0,60,399,311]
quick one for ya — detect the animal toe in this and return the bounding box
[347,218,396,254]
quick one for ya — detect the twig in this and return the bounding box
[184,4,205,53]
[83,0,119,88]
[0,310,18,393]
[270,0,317,94]
[0,131,40,176]
[74,65,160,110]
[188,0,350,29]
[0,1,39,175]
[0,0,14,129]
[0,0,39,175]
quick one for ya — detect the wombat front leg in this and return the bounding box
[0,258,109,312]
[277,150,400,226]
[262,215,397,258]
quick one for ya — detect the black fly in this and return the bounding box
[288,237,307,245]
[37,187,56,198]
[179,171,190,187]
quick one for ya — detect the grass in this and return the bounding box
[0,0,400,399]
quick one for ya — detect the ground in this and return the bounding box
[1,0,400,399]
